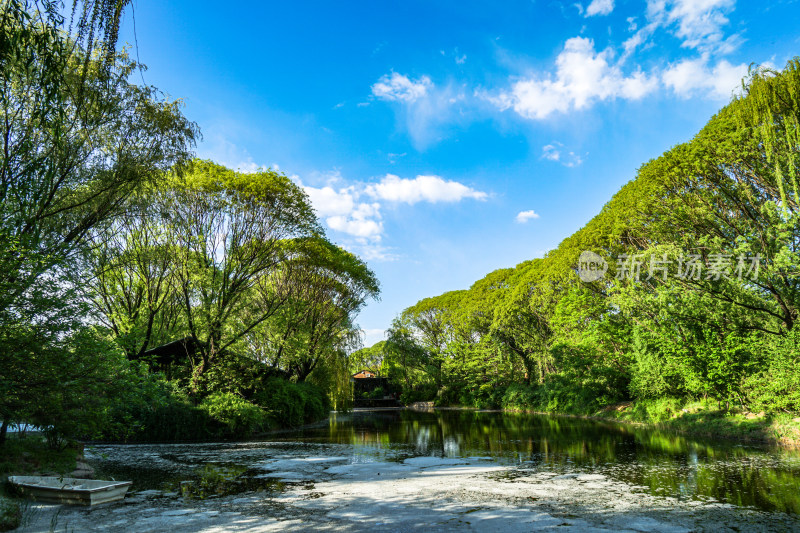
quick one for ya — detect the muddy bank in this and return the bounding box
[13,442,800,532]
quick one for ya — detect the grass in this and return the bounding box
[596,399,800,447]
[0,434,78,479]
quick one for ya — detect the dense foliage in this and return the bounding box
[0,3,377,447]
[364,60,800,419]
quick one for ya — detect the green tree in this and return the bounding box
[0,9,196,444]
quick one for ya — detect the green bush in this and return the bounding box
[96,372,223,442]
[401,384,438,405]
[742,330,800,413]
[628,329,685,400]
[473,384,505,409]
[369,386,385,399]
[532,371,623,414]
[399,390,421,405]
[624,397,685,423]
[137,400,221,441]
[501,383,537,411]
[253,378,329,427]
[0,433,78,476]
[199,392,270,437]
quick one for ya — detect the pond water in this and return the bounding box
[90,409,800,515]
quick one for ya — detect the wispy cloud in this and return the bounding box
[360,328,387,347]
[541,143,584,167]
[368,2,749,134]
[645,0,740,54]
[198,134,271,174]
[372,72,432,103]
[516,210,540,223]
[585,0,615,17]
[647,0,736,51]
[371,71,469,149]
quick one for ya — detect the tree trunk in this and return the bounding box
[0,419,8,446]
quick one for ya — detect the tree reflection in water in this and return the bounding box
[279,409,800,514]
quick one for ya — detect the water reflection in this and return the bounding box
[278,409,800,514]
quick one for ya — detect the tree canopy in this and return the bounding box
[374,59,800,415]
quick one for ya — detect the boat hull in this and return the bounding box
[8,476,132,506]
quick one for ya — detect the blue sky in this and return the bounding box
[119,0,800,347]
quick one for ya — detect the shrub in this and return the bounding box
[253,378,329,427]
[625,397,685,423]
[628,329,683,400]
[199,392,270,437]
[136,400,220,441]
[742,330,800,413]
[400,388,435,405]
[435,384,461,406]
[96,372,223,442]
[473,383,505,409]
[501,384,537,411]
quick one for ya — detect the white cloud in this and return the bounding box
[516,210,540,223]
[541,143,584,167]
[198,134,270,174]
[326,202,383,240]
[542,144,562,162]
[296,172,488,255]
[360,328,387,347]
[491,37,658,120]
[371,72,433,103]
[621,24,657,60]
[387,152,407,164]
[295,176,384,243]
[365,174,488,204]
[585,0,614,17]
[303,185,357,217]
[663,57,747,100]
[646,0,738,53]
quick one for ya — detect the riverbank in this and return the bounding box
[364,402,800,449]
[535,399,800,449]
[0,435,83,532]
[600,401,800,448]
[14,438,800,532]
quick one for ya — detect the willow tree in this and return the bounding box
[737,59,800,208]
[153,161,323,394]
[83,193,186,359]
[0,2,196,444]
[269,237,379,381]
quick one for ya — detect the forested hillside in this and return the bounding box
[356,60,800,430]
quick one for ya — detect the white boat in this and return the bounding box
[8,476,132,506]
